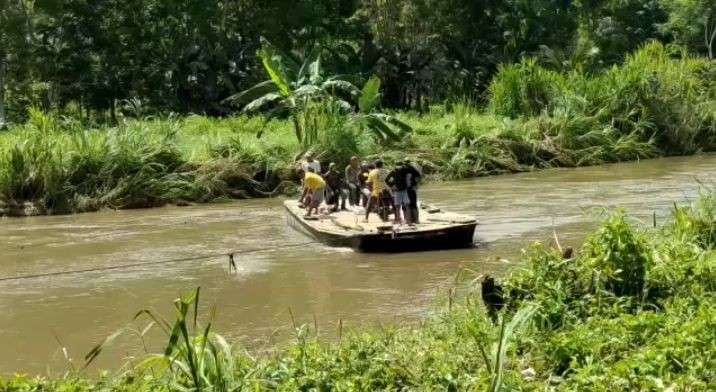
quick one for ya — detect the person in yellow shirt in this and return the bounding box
[364,160,390,222]
[301,167,326,217]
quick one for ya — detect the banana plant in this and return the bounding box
[224,42,411,144]
[349,75,412,142]
[223,41,359,143]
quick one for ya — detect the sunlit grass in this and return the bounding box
[0,44,714,216]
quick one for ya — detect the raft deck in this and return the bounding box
[284,200,477,252]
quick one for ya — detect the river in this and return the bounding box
[1,154,714,375]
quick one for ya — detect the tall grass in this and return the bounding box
[1,43,715,216]
[488,58,565,118]
[0,111,303,214]
[489,42,716,157]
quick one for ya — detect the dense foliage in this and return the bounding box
[1,0,715,125]
[2,191,715,391]
[2,1,715,387]
[1,43,713,216]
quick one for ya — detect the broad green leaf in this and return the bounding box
[298,46,321,82]
[491,303,537,391]
[308,54,322,85]
[359,75,381,113]
[258,47,290,96]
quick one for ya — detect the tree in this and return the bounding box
[587,0,667,65]
[0,0,33,126]
[661,0,716,59]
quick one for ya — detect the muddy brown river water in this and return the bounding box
[1,154,715,375]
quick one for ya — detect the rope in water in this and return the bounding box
[0,240,317,283]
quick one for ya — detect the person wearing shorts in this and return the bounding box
[393,189,410,207]
[386,162,411,224]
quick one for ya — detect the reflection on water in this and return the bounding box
[1,154,714,375]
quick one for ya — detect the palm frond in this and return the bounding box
[292,85,324,99]
[322,80,361,97]
[242,93,283,113]
[359,114,401,141]
[222,80,277,106]
[370,113,412,135]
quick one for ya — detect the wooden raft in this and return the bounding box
[283,200,478,252]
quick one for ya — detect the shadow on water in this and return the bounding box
[1,154,715,375]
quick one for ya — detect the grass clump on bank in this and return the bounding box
[3,191,716,391]
[1,43,715,216]
[0,111,300,216]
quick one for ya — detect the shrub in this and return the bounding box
[582,211,653,298]
[488,59,564,118]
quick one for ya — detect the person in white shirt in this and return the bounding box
[298,153,321,204]
[300,153,321,174]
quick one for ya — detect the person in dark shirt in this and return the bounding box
[344,156,362,207]
[403,158,422,224]
[386,162,411,224]
[358,162,372,207]
[323,162,346,212]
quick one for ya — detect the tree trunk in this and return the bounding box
[292,115,303,144]
[110,98,117,124]
[0,56,6,128]
[706,17,716,60]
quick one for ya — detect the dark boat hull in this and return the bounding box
[286,206,477,253]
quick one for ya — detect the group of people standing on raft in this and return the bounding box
[298,153,422,225]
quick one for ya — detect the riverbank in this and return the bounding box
[1,43,714,217]
[3,189,714,390]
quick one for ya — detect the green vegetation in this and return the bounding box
[1,43,714,216]
[2,0,715,123]
[2,0,715,215]
[2,0,715,388]
[3,191,715,390]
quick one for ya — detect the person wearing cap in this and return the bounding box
[301,166,326,217]
[364,160,390,222]
[344,156,362,207]
[403,158,422,224]
[323,162,346,212]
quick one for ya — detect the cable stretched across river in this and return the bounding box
[0,240,317,283]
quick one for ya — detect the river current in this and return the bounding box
[1,154,714,375]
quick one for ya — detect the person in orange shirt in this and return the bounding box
[364,160,390,222]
